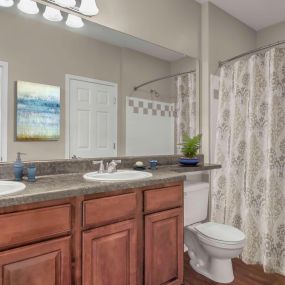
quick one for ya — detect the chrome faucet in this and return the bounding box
[106,160,121,173]
[92,160,121,173]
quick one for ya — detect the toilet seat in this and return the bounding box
[197,232,245,250]
[195,222,245,245]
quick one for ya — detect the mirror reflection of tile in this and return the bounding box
[128,97,175,117]
[126,96,175,156]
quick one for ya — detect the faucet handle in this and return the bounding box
[93,160,105,173]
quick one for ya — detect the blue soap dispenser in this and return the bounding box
[14,152,24,181]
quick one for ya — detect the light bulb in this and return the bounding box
[0,0,14,7]
[79,0,99,16]
[54,0,75,8]
[17,0,39,14]
[43,6,63,22]
[66,14,84,28]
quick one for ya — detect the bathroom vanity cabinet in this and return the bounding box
[0,181,184,285]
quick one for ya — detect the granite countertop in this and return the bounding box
[0,164,221,208]
[160,163,221,173]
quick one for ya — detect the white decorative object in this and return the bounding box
[17,0,39,14]
[79,0,99,16]
[54,0,75,8]
[66,14,84,28]
[0,0,14,7]
[43,6,63,22]
[213,47,285,275]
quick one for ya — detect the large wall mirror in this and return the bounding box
[0,3,199,161]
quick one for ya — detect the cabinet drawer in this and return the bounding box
[0,205,71,248]
[144,185,183,213]
[83,193,137,228]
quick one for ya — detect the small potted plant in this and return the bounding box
[178,134,202,166]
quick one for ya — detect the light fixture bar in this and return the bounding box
[41,0,93,17]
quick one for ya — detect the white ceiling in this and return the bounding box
[196,0,285,31]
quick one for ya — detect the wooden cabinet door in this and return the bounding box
[0,237,71,285]
[145,208,183,285]
[83,219,137,285]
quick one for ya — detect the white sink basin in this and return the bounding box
[83,170,152,182]
[0,181,26,196]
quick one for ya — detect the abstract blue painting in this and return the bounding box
[16,81,60,141]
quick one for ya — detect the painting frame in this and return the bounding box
[16,81,60,141]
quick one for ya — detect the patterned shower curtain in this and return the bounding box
[176,72,197,153]
[212,47,285,275]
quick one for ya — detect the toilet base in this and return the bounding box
[190,257,234,284]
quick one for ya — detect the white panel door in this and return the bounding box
[69,79,117,158]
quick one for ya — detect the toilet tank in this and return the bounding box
[184,180,210,226]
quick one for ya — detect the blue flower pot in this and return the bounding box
[178,157,199,166]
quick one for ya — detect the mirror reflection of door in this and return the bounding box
[68,76,117,159]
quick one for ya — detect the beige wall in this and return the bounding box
[208,3,256,73]
[0,10,180,161]
[201,3,256,161]
[170,57,197,74]
[89,0,201,58]
[257,21,285,47]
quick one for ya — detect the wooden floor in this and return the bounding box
[184,253,285,285]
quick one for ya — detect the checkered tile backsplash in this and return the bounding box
[127,97,175,117]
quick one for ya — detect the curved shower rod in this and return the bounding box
[219,40,285,67]
[134,70,195,91]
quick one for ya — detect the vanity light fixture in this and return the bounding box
[10,0,97,28]
[79,0,99,16]
[66,14,84,28]
[54,0,75,8]
[17,0,39,14]
[43,6,63,21]
[0,0,14,7]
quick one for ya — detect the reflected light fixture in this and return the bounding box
[54,0,75,8]
[0,0,14,7]
[17,0,39,14]
[66,14,84,28]
[43,6,63,21]
[79,0,99,16]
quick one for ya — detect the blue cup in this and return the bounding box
[149,160,158,170]
[27,165,37,182]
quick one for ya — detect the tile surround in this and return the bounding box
[128,97,175,117]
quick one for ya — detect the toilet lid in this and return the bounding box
[195,222,245,243]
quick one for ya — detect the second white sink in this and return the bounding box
[83,170,152,182]
[0,181,26,196]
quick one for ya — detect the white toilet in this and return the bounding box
[184,180,245,283]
